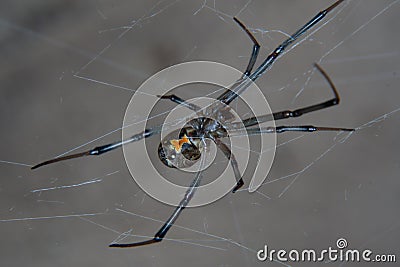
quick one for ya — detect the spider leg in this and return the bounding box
[229,125,353,140]
[233,17,261,78]
[31,127,161,169]
[213,138,243,193]
[229,63,345,129]
[215,17,261,104]
[219,0,345,105]
[109,164,204,248]
[157,94,201,112]
[274,64,340,121]
[237,125,354,136]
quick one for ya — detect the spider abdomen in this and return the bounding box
[158,127,203,169]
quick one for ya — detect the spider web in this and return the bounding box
[1,0,399,266]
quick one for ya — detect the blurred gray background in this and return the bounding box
[1,0,399,266]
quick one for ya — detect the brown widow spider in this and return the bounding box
[32,0,353,248]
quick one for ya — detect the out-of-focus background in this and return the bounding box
[1,1,399,266]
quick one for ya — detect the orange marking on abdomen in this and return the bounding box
[170,134,190,153]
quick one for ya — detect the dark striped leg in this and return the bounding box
[233,63,343,129]
[159,17,261,112]
[220,0,345,105]
[217,17,261,103]
[109,166,204,247]
[31,127,161,170]
[238,125,354,136]
[157,94,201,112]
[234,17,261,78]
[213,138,243,193]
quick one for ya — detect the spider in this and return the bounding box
[32,0,353,248]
